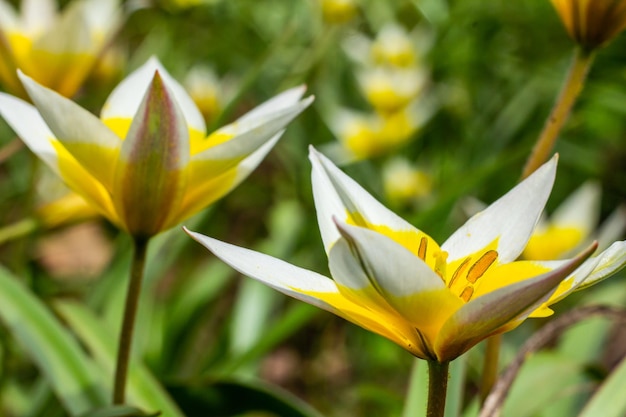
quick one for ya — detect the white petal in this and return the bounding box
[184,229,343,314]
[329,221,444,295]
[237,85,307,123]
[33,1,90,54]
[21,0,56,35]
[18,71,120,189]
[101,57,206,135]
[309,146,419,253]
[572,240,626,292]
[328,221,453,328]
[82,0,120,33]
[595,206,626,251]
[550,181,600,235]
[442,155,557,263]
[194,96,313,165]
[0,1,19,30]
[0,92,58,172]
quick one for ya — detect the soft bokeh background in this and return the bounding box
[1,0,626,416]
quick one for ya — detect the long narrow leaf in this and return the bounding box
[53,300,186,417]
[577,354,626,417]
[0,266,107,415]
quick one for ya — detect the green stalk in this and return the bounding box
[427,360,449,417]
[113,237,149,404]
[480,334,501,401]
[479,46,596,402]
[521,47,595,179]
[0,218,38,245]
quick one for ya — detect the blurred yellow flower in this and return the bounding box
[330,104,430,161]
[184,65,224,124]
[0,58,312,238]
[551,0,626,49]
[320,0,358,24]
[370,24,418,67]
[36,193,100,229]
[326,23,435,163]
[0,0,121,98]
[383,158,432,205]
[359,67,427,113]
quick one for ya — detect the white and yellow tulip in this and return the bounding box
[0,57,313,238]
[0,0,121,97]
[187,149,626,362]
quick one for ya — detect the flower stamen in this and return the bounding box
[449,257,470,288]
[460,286,474,302]
[467,250,498,283]
[418,236,428,260]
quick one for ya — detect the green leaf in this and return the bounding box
[53,300,186,417]
[401,359,428,417]
[0,266,107,415]
[502,352,585,417]
[578,354,626,417]
[79,405,161,417]
[168,379,325,417]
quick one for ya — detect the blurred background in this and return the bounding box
[1,0,626,416]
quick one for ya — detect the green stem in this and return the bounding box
[0,218,38,245]
[113,236,149,404]
[521,47,595,179]
[427,360,449,417]
[480,333,501,402]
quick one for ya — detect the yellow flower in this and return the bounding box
[330,104,430,161]
[551,0,626,49]
[358,67,427,113]
[320,0,358,24]
[187,149,626,362]
[383,158,432,205]
[0,0,121,98]
[0,57,313,238]
[370,24,418,68]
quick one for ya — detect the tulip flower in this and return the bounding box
[0,57,313,239]
[187,148,626,363]
[0,0,121,97]
[0,56,313,404]
[551,0,626,50]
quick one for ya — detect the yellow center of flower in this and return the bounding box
[522,225,584,260]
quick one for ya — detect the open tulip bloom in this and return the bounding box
[0,57,313,239]
[187,148,626,363]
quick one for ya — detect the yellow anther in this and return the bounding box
[449,257,470,288]
[460,286,474,302]
[467,250,498,283]
[418,236,427,261]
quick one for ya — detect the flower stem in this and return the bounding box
[480,333,501,402]
[521,47,595,179]
[0,218,38,245]
[113,236,149,404]
[426,360,449,417]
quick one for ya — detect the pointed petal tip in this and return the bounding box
[301,94,315,107]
